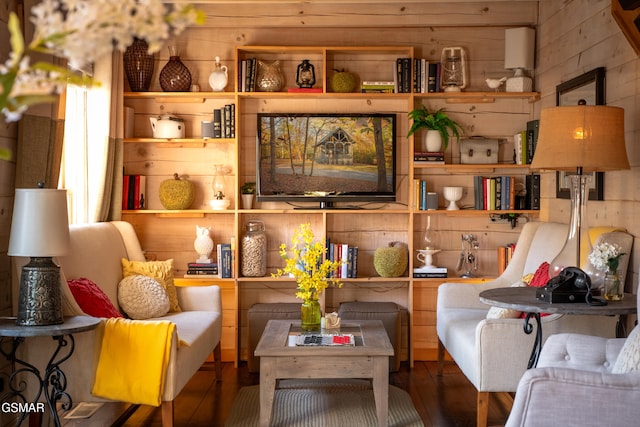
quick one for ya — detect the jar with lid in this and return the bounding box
[241,220,267,277]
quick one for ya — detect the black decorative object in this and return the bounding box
[123,38,155,92]
[159,45,192,92]
[296,59,316,88]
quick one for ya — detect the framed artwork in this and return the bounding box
[555,67,605,200]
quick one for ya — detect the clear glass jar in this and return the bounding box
[241,220,267,277]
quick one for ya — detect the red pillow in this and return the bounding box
[528,262,550,287]
[68,278,123,318]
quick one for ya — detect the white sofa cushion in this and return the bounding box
[118,275,170,320]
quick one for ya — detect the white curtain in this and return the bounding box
[59,52,123,223]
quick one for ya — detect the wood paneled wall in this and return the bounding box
[536,0,640,293]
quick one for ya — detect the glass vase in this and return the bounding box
[123,38,154,91]
[159,45,192,92]
[301,298,321,332]
[256,60,284,92]
[603,269,624,301]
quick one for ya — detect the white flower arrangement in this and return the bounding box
[588,242,625,273]
[1,0,205,122]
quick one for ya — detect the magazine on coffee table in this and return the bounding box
[295,334,355,346]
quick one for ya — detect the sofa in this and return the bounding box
[11,221,222,427]
[436,221,628,427]
[505,290,640,427]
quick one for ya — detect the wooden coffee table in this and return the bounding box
[254,319,394,427]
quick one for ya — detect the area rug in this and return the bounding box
[224,379,424,427]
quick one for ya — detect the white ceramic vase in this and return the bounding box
[423,130,443,152]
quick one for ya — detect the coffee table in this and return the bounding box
[254,319,394,427]
[480,287,637,368]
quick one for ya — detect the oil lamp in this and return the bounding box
[440,47,467,92]
[296,59,316,88]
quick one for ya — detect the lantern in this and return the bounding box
[440,47,467,92]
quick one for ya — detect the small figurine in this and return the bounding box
[194,225,214,263]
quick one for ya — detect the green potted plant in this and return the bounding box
[241,182,256,209]
[407,106,464,153]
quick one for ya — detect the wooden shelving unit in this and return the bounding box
[122,44,539,366]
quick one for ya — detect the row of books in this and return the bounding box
[237,58,258,92]
[497,243,517,274]
[122,175,146,210]
[210,104,236,139]
[396,58,442,93]
[413,179,438,211]
[472,174,540,211]
[514,119,540,165]
[327,242,358,278]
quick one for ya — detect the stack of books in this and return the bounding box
[414,151,444,163]
[413,266,448,278]
[360,81,395,93]
[209,104,236,139]
[326,241,358,278]
[186,262,218,277]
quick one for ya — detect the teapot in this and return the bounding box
[208,56,228,92]
[150,114,185,139]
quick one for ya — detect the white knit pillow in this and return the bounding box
[486,281,526,319]
[612,326,640,374]
[118,275,170,320]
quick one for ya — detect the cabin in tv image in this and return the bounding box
[257,113,397,203]
[317,127,355,165]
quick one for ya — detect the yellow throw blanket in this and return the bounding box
[92,318,175,406]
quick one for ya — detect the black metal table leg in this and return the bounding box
[0,334,75,427]
[523,312,542,369]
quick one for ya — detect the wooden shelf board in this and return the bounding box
[124,138,234,147]
[414,163,530,172]
[415,91,540,103]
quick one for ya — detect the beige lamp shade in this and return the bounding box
[8,188,70,257]
[531,105,630,172]
[505,27,535,70]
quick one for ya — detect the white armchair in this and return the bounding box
[506,292,640,427]
[436,222,630,427]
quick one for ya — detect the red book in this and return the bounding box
[287,87,323,93]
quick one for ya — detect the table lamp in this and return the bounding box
[8,187,70,326]
[531,105,629,277]
[505,27,535,92]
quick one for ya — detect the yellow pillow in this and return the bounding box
[121,259,181,312]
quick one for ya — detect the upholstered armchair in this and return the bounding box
[436,222,632,427]
[505,291,640,427]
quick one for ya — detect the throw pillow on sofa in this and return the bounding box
[68,278,123,318]
[118,275,170,320]
[121,258,181,312]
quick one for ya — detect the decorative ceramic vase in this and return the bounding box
[256,60,284,92]
[208,56,228,92]
[159,45,192,92]
[301,298,321,331]
[241,193,254,209]
[424,130,443,152]
[603,269,623,301]
[123,38,154,91]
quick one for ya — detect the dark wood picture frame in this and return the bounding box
[555,67,605,200]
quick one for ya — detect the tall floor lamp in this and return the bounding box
[8,188,70,326]
[531,105,629,277]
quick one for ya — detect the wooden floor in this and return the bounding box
[68,361,512,427]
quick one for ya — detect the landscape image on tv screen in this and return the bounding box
[257,113,396,203]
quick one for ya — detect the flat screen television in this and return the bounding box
[256,113,397,208]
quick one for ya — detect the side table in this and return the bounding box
[0,316,101,427]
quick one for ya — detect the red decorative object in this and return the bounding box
[68,278,123,318]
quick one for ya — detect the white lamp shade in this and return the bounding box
[505,27,535,70]
[8,188,70,257]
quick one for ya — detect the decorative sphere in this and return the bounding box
[373,242,408,277]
